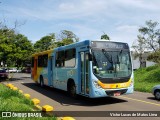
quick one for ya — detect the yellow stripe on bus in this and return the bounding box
[97,79,131,89]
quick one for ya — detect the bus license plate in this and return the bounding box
[114,92,121,96]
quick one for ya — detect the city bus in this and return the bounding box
[31,40,134,98]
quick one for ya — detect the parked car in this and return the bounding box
[16,69,22,73]
[152,85,160,100]
[0,69,8,79]
[7,68,17,73]
[22,67,31,73]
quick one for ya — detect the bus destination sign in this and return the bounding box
[91,41,129,49]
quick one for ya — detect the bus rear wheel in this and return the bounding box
[68,81,77,98]
[40,76,44,87]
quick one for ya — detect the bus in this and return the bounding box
[31,40,134,98]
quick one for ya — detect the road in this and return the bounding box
[2,73,160,120]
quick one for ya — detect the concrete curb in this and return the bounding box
[24,94,31,99]
[4,83,76,120]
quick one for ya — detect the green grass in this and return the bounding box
[0,84,56,120]
[0,84,34,111]
[134,64,160,93]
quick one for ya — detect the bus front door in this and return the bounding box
[80,52,89,95]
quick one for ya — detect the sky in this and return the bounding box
[0,0,160,47]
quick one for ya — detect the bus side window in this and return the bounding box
[56,51,64,67]
[65,48,76,67]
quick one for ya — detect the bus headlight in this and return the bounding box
[130,80,133,87]
[93,81,101,89]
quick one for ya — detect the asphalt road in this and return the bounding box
[2,73,160,120]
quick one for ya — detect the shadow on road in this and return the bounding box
[0,78,22,82]
[1,73,31,82]
[147,97,158,101]
[23,83,127,106]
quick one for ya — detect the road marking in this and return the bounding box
[119,96,160,107]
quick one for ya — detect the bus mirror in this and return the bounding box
[89,53,92,61]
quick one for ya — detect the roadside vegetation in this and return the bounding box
[134,64,160,93]
[0,84,56,120]
[0,20,79,68]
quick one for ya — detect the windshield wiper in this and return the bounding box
[102,49,114,72]
[119,49,123,54]
[102,49,113,63]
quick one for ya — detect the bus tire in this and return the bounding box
[40,76,44,87]
[68,80,77,98]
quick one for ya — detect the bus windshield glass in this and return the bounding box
[92,48,132,78]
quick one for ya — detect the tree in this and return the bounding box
[34,33,55,52]
[0,19,33,68]
[0,27,33,68]
[58,30,79,42]
[132,35,146,68]
[101,33,110,40]
[53,30,79,48]
[0,27,16,67]
[140,20,160,63]
[33,30,79,52]
[139,20,160,52]
[14,34,34,68]
[132,20,160,66]
[147,50,160,63]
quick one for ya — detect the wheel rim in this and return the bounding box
[155,91,160,100]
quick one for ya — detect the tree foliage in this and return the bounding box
[35,30,79,51]
[132,20,160,66]
[14,34,34,68]
[101,33,110,40]
[0,21,79,68]
[147,50,160,63]
[132,35,146,68]
[34,33,55,52]
[58,30,79,42]
[139,20,160,51]
[0,22,33,68]
[54,30,79,47]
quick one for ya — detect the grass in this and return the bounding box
[134,64,160,93]
[0,84,56,120]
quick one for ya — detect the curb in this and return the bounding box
[4,83,76,120]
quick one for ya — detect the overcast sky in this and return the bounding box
[0,0,160,47]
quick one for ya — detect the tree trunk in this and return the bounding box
[139,55,143,68]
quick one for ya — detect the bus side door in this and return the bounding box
[79,52,90,95]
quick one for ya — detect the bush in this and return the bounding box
[134,64,160,92]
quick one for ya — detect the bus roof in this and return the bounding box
[32,49,53,56]
[32,40,129,56]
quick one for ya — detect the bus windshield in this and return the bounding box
[92,48,132,78]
